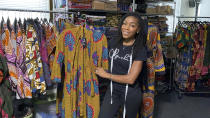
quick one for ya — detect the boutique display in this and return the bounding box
[0,18,57,117]
[174,21,210,92]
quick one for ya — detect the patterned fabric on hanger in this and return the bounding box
[16,22,32,99]
[203,25,210,73]
[175,27,193,90]
[1,22,18,91]
[51,23,108,118]
[0,38,14,118]
[25,24,46,94]
[38,23,52,87]
[45,25,57,73]
[174,22,210,91]
[141,23,165,118]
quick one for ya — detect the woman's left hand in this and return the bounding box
[95,67,109,78]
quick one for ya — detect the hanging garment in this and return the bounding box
[51,23,108,118]
[203,25,210,73]
[1,22,18,91]
[0,41,3,56]
[25,24,46,94]
[174,27,193,90]
[0,47,14,118]
[45,25,57,73]
[51,23,83,117]
[152,26,165,75]
[39,23,52,87]
[56,19,66,34]
[186,26,205,91]
[16,23,32,99]
[174,22,210,91]
[141,23,165,118]
[193,26,207,79]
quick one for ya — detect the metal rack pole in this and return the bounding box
[177,16,210,18]
[132,0,135,12]
[177,16,210,21]
[65,0,69,19]
[0,8,73,14]
[169,1,176,91]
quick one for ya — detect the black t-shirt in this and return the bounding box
[108,39,147,88]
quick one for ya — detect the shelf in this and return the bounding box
[146,0,175,4]
[68,8,175,16]
[54,8,67,11]
[68,8,130,14]
[144,14,174,16]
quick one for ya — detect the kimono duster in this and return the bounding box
[51,23,108,118]
[141,23,165,118]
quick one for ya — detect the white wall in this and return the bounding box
[180,0,196,16]
[175,0,210,22]
[177,0,196,21]
[198,0,210,21]
[166,0,196,32]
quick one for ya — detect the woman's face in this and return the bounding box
[121,16,140,40]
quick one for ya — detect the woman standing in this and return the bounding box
[95,12,147,118]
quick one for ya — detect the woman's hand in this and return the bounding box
[95,67,110,79]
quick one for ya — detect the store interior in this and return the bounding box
[0,0,210,118]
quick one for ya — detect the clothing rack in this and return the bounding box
[177,16,210,21]
[177,16,210,18]
[0,8,73,14]
[173,17,210,99]
[0,8,100,23]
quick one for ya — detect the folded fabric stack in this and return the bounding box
[68,1,92,9]
[117,3,130,12]
[148,16,168,34]
[146,5,173,15]
[146,0,173,2]
[105,14,122,27]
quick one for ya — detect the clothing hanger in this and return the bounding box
[1,17,4,34]
[178,21,184,28]
[23,18,27,33]
[55,14,67,21]
[7,17,12,32]
[18,18,22,30]
[43,18,49,26]
[14,17,18,34]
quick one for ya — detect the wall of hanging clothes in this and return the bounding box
[0,12,109,118]
[0,16,58,117]
[174,20,210,92]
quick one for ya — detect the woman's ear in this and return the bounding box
[137,25,141,33]
[137,28,140,34]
